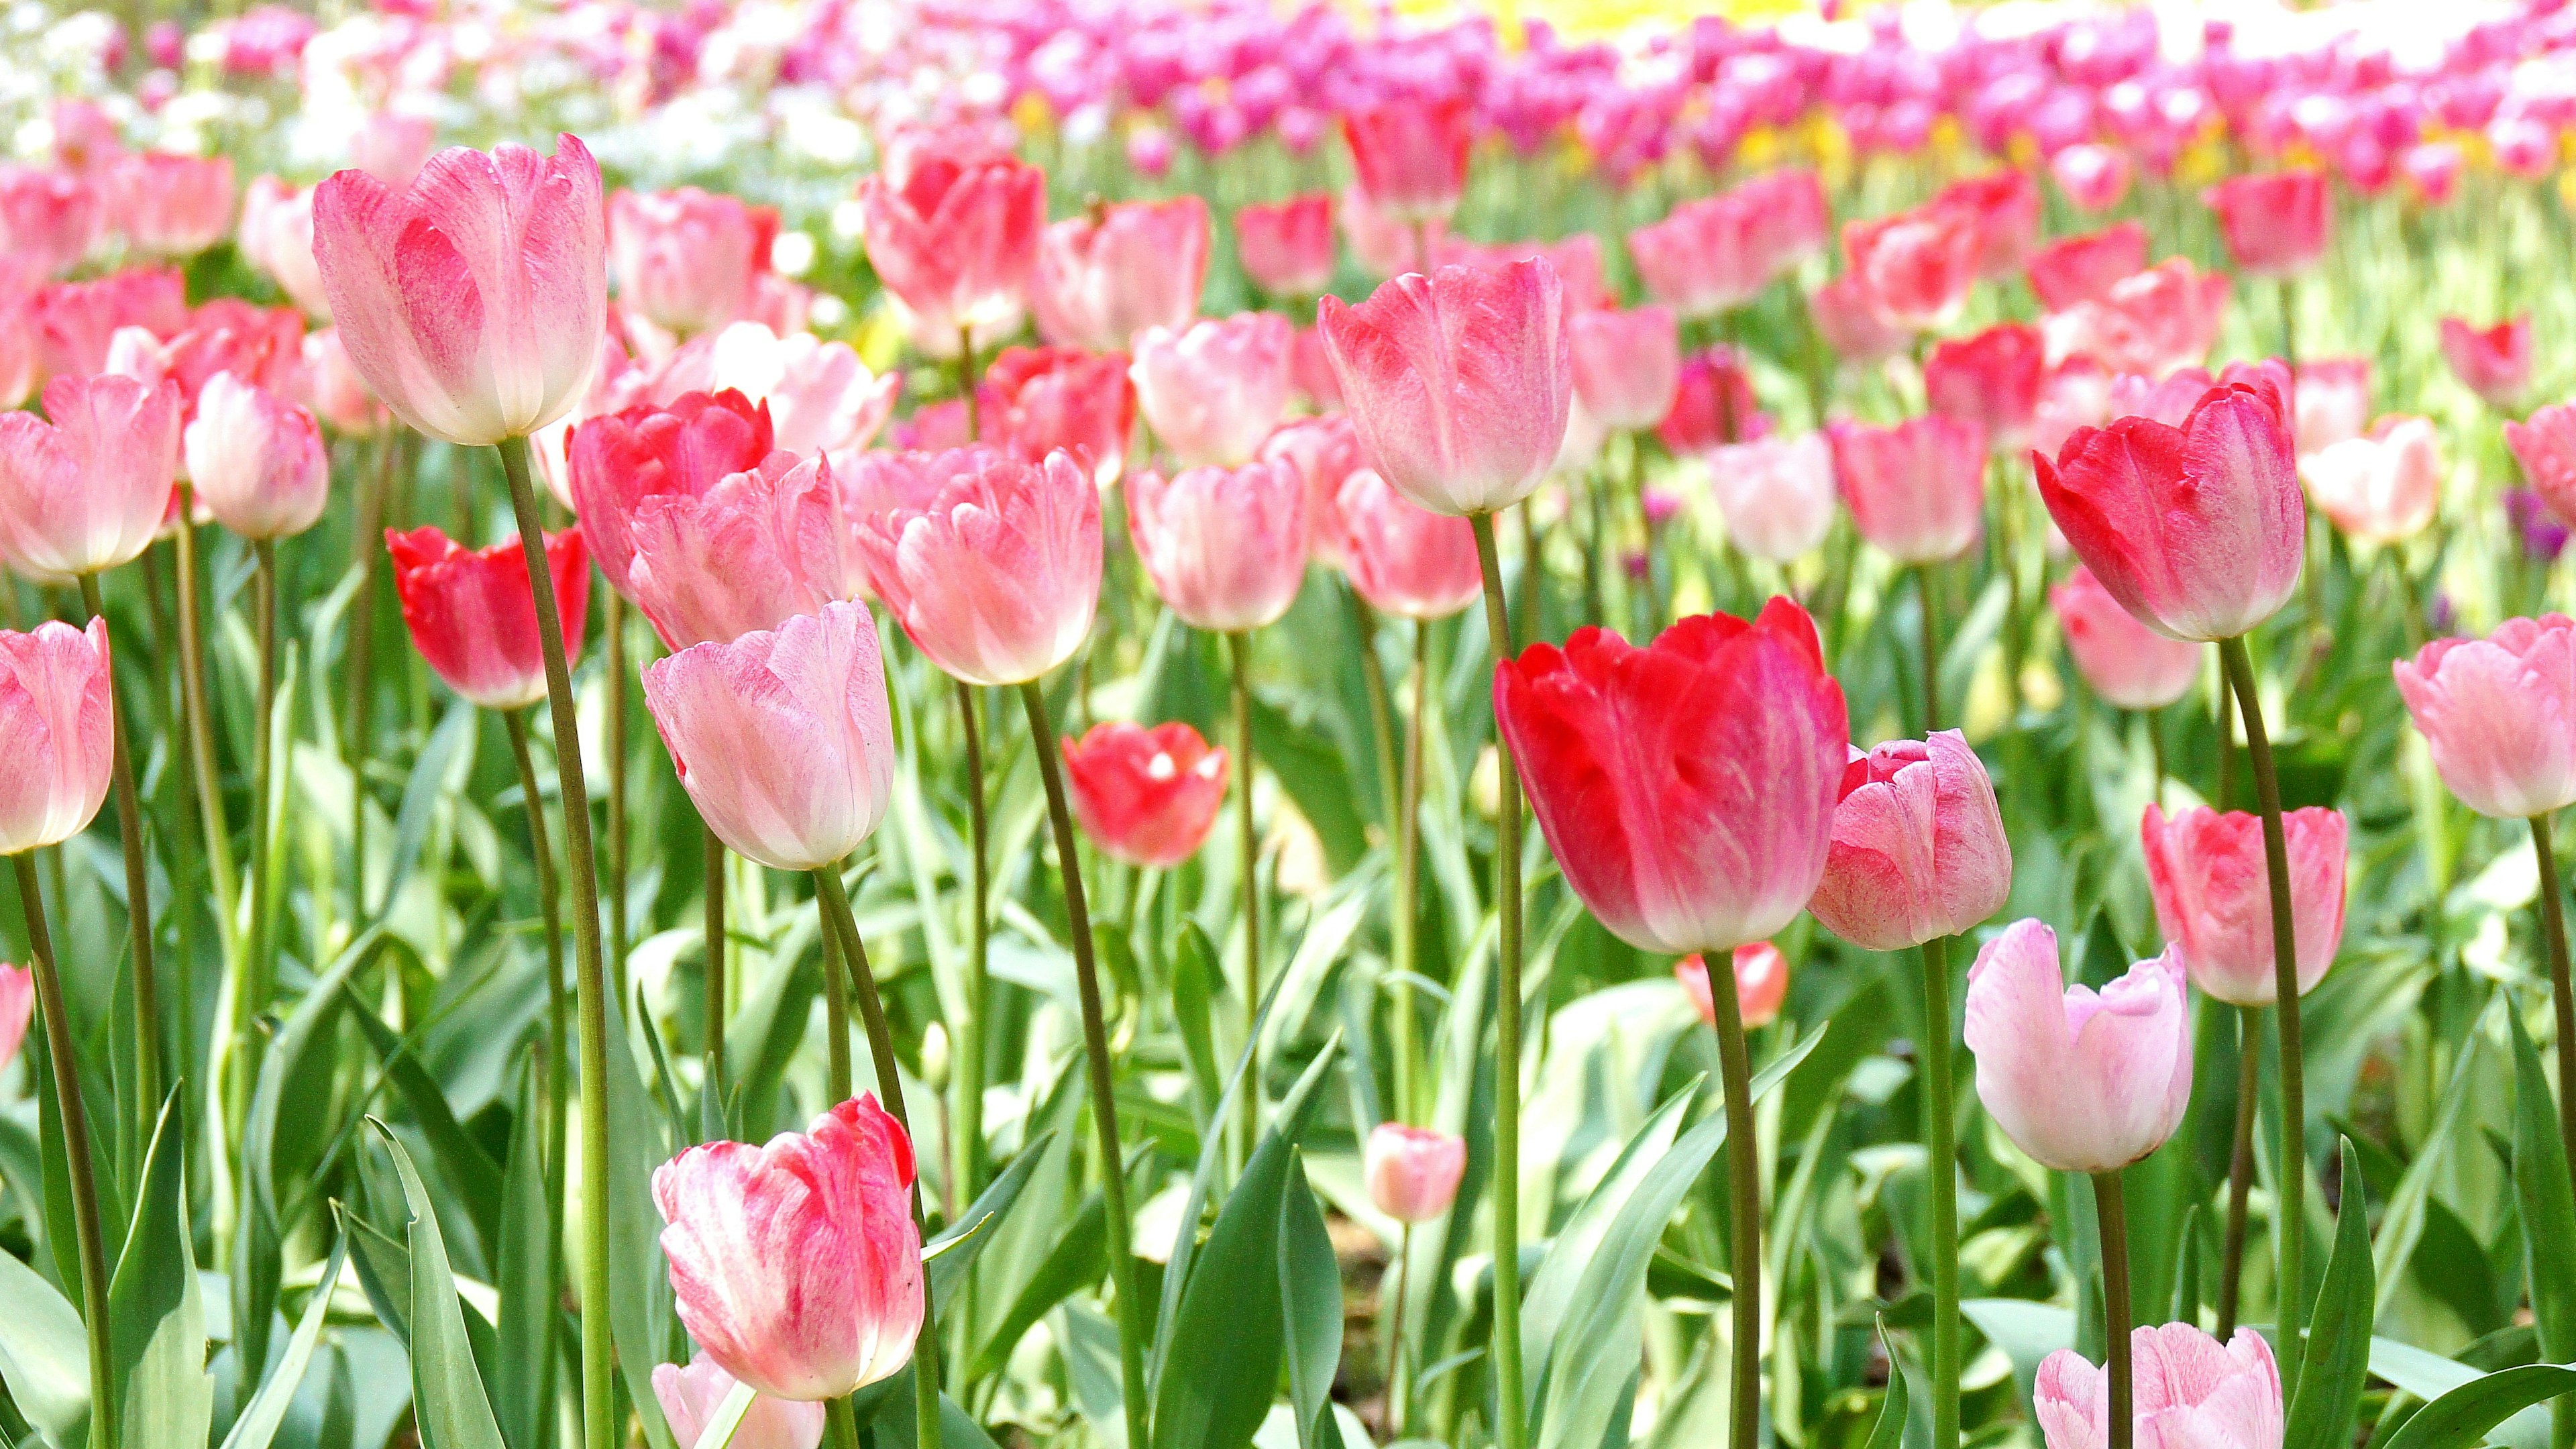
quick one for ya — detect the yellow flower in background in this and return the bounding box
[1387,0,1822,40]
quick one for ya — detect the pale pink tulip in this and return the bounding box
[2204,172,2331,278]
[1964,920,2194,1173]
[2394,616,2576,818]
[2294,359,2372,457]
[1234,193,1336,299]
[857,139,1044,347]
[1335,468,1482,621]
[2037,1326,2282,1449]
[2041,260,2230,379]
[978,346,1133,488]
[2051,566,2203,711]
[0,166,101,278]
[2142,803,2349,1006]
[184,371,329,540]
[303,328,388,434]
[1569,305,1680,433]
[1829,415,1985,564]
[0,965,29,1071]
[0,619,113,854]
[1260,413,1367,566]
[1129,313,1291,469]
[690,323,899,462]
[1363,1123,1466,1224]
[0,373,180,578]
[238,177,331,320]
[2050,144,2133,213]
[2510,403,2576,525]
[849,447,1102,687]
[653,1355,825,1449]
[625,452,863,650]
[609,186,777,336]
[1033,197,1209,352]
[2302,415,2440,546]
[2439,315,2532,410]
[1707,433,1836,564]
[1127,458,1309,633]
[109,152,233,257]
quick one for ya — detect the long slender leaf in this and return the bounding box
[2380,1366,2576,1449]
[369,1120,506,1449]
[2286,1140,2377,1449]
[107,1097,209,1449]
[218,1235,350,1449]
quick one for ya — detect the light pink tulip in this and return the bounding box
[2049,144,2133,213]
[302,328,388,435]
[1627,191,1780,319]
[1676,943,1790,1030]
[857,136,1044,346]
[653,1094,924,1399]
[1260,413,1367,566]
[1033,197,1210,352]
[0,166,101,279]
[1569,305,1680,433]
[1811,272,1909,365]
[2031,359,2115,461]
[387,525,590,713]
[653,1355,825,1449]
[1234,193,1336,299]
[1338,183,1440,280]
[1129,312,1291,469]
[2142,803,2349,1006]
[2037,1326,2282,1449]
[2508,403,2576,525]
[2294,359,2372,457]
[238,177,331,321]
[609,186,777,336]
[643,600,896,871]
[109,152,234,257]
[0,373,180,578]
[313,136,606,445]
[625,452,863,651]
[1707,433,1836,563]
[1964,919,2194,1173]
[2204,171,2332,278]
[688,323,898,462]
[0,619,113,855]
[849,447,1102,687]
[1808,731,2012,951]
[351,111,438,188]
[2041,260,2230,379]
[2394,616,2576,818]
[1127,458,1309,633]
[2051,566,2203,711]
[1335,468,1481,621]
[1318,258,1572,517]
[1829,415,1985,564]
[2302,415,2440,546]
[184,371,329,540]
[1363,1123,1466,1224]
[2025,223,2149,312]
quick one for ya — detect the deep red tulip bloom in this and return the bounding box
[387,523,590,712]
[1829,415,1986,564]
[2202,170,2332,278]
[1494,600,1849,955]
[1234,193,1336,299]
[2034,377,2302,641]
[2025,222,2149,312]
[1060,720,1228,869]
[1657,347,1768,455]
[2438,315,2532,409]
[1925,323,2047,452]
[1342,97,1472,224]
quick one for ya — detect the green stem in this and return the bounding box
[75,570,160,1114]
[171,495,244,1141]
[2215,1006,2261,1340]
[1226,630,1262,1160]
[2218,635,2305,1386]
[15,855,114,1449]
[2214,659,2237,810]
[2527,813,2576,1176]
[503,712,566,1085]
[249,539,277,1011]
[1711,938,1764,1449]
[604,588,630,1000]
[1918,562,1943,735]
[703,822,726,1093]
[1467,513,1529,1449]
[958,329,981,442]
[1922,935,1960,1449]
[506,706,573,1385]
[1393,621,1428,1123]
[1017,678,1148,1449]
[347,438,392,921]
[955,680,988,1203]
[493,433,616,1449]
[1387,1221,1415,1438]
[2096,1170,2134,1449]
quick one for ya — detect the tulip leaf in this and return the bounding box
[688,1381,756,1449]
[1171,922,1224,1133]
[1277,1151,1342,1449]
[107,1094,210,1449]
[386,698,477,906]
[2376,1014,2489,1313]
[967,1193,1106,1382]
[217,1233,348,1449]
[2286,1138,2377,1449]
[602,994,679,1449]
[2507,1008,2576,1368]
[0,1235,90,1439]
[1864,1320,1913,1449]
[370,1119,507,1449]
[927,1133,1048,1307]
[2379,1365,2576,1449]
[491,1063,555,1449]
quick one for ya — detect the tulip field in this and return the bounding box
[7,1,2576,1448]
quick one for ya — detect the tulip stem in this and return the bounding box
[1917,563,1942,735]
[250,539,278,1002]
[812,865,945,1449]
[1386,1221,1415,1437]
[1018,678,1150,1449]
[347,440,394,922]
[955,679,988,1202]
[703,822,726,1095]
[76,570,160,1116]
[493,433,616,1449]
[815,877,854,1102]
[506,706,572,1350]
[1468,511,1530,1449]
[1226,630,1263,1159]
[1711,942,1766,1449]
[172,494,241,961]
[2145,710,2167,812]
[15,853,115,1449]
[604,589,630,999]
[2218,635,2305,1387]
[1921,934,1960,1449]
[2526,812,2576,1175]
[1394,621,1429,1123]
[2094,1169,2135,1449]
[2215,1005,2262,1340]
[958,329,981,442]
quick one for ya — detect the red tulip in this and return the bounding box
[2034,377,2302,641]
[608,186,778,336]
[2142,802,2348,1006]
[1494,600,1849,955]
[386,524,590,712]
[0,373,179,580]
[566,388,774,598]
[1060,720,1228,869]
[1676,942,1789,1031]
[1842,205,1982,331]
[1569,305,1680,433]
[1342,97,1472,224]
[1657,347,1768,455]
[1926,323,2047,452]
[856,136,1044,347]
[0,619,113,854]
[313,136,607,445]
[850,447,1102,688]
[2050,566,2203,710]
[1829,415,1986,564]
[1808,730,2012,951]
[1234,193,1336,299]
[2025,222,2148,312]
[1128,458,1308,633]
[1130,312,1291,468]
[1032,197,1210,352]
[1334,468,1483,621]
[979,345,1135,488]
[2203,171,2332,278]
[183,371,329,541]
[1363,1123,1466,1224]
[2438,315,2532,409]
[2394,616,2576,819]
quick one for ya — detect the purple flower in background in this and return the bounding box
[2508,486,2569,562]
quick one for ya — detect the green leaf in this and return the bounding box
[217,1234,349,1449]
[1864,1320,1913,1449]
[602,998,678,1449]
[388,700,477,900]
[2376,1017,2487,1312]
[967,1194,1106,1381]
[2508,1008,2576,1366]
[1170,923,1223,1133]
[107,1096,209,1449]
[340,985,506,1257]
[1276,1153,1340,1449]
[491,1063,555,1449]
[2170,1203,2204,1328]
[2379,1366,2576,1449]
[928,1134,1049,1308]
[368,1120,507,1449]
[2286,1140,2377,1449]
[339,1199,412,1345]
[0,1237,89,1439]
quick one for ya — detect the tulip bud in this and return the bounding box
[1061,721,1228,869]
[1808,731,2012,952]
[0,619,114,854]
[1363,1123,1466,1224]
[1676,943,1789,1031]
[184,372,329,541]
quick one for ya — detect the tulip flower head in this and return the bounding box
[653,1356,825,1449]
[2394,616,2576,819]
[2203,171,2331,278]
[1334,468,1483,621]
[1033,197,1210,352]
[2036,1325,2282,1449]
[857,139,1044,348]
[0,619,113,855]
[1926,323,2047,452]
[1129,313,1292,469]
[387,525,590,712]
[851,446,1103,686]
[2050,566,2204,711]
[2142,803,2349,1006]
[1127,458,1309,634]
[1707,433,1836,564]
[1829,415,1986,564]
[1234,193,1336,299]
[608,186,778,337]
[1808,731,2012,952]
[2025,223,2149,312]
[1342,97,1472,224]
[2438,315,2532,410]
[2302,415,2440,547]
[1964,919,2194,1173]
[0,372,180,580]
[1061,720,1228,869]
[1363,1123,1466,1223]
[184,371,329,541]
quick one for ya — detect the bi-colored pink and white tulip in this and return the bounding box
[2394,616,2576,819]
[1127,458,1309,633]
[1707,433,1836,564]
[0,619,114,855]
[1032,197,1209,352]
[0,372,180,579]
[1129,312,1291,469]
[184,371,329,540]
[1362,1123,1467,1224]
[2036,1325,2282,1449]
[1964,919,2194,1173]
[850,447,1103,687]
[2302,415,2440,546]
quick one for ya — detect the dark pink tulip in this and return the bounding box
[1657,347,1768,455]
[387,524,590,713]
[1235,193,1336,299]
[1342,97,1472,224]
[850,447,1102,687]
[979,345,1135,488]
[1829,415,1986,564]
[2203,170,2331,278]
[2025,222,2149,311]
[2051,565,2203,710]
[2142,802,2348,1006]
[0,619,113,854]
[1926,323,2047,453]
[1933,168,2043,278]
[1569,305,1680,433]
[1842,205,1982,331]
[1335,468,1481,621]
[2438,315,2531,409]
[1807,730,2011,951]
[1061,720,1228,869]
[625,452,863,651]
[1032,197,1210,352]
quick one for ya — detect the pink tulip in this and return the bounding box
[1628,170,1827,318]
[653,1094,923,1399]
[2051,566,2204,710]
[608,186,777,336]
[1336,468,1483,621]
[2203,171,2332,278]
[1033,197,1209,352]
[653,1356,825,1449]
[1842,206,1982,331]
[1808,731,2012,951]
[32,266,189,381]
[1342,97,1472,224]
[1234,193,1336,298]
[1964,919,2193,1173]
[0,373,180,579]
[2142,802,2349,1006]
[2439,315,2532,409]
[1318,258,1571,517]
[1339,183,1440,280]
[0,301,30,413]
[1658,347,1769,455]
[857,132,1044,347]
[2041,260,2230,379]
[1495,600,1849,955]
[1061,720,1228,869]
[303,329,388,435]
[2302,415,2440,546]
[566,388,774,598]
[386,525,590,713]
[643,600,895,871]
[1129,312,1292,468]
[110,299,306,409]
[0,965,30,1072]
[2049,144,2133,213]
[1675,943,1790,1031]
[979,346,1134,488]
[2294,359,2372,456]
[2035,377,2302,642]
[2394,616,2576,818]
[2510,404,2576,525]
[625,452,863,651]
[237,177,331,320]
[2037,1326,2282,1449]
[1927,323,2047,452]
[1829,415,1986,565]
[1810,272,1909,364]
[686,323,899,463]
[2025,223,2148,311]
[1707,433,1836,563]
[184,371,329,541]
[1934,169,2043,279]
[1289,325,1342,411]
[1569,305,1680,433]
[850,447,1102,687]
[1363,1123,1466,1224]
[351,111,437,188]
[0,166,101,278]
[0,619,114,854]
[1260,413,1367,566]
[313,136,606,445]
[1128,458,1308,633]
[108,152,234,257]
